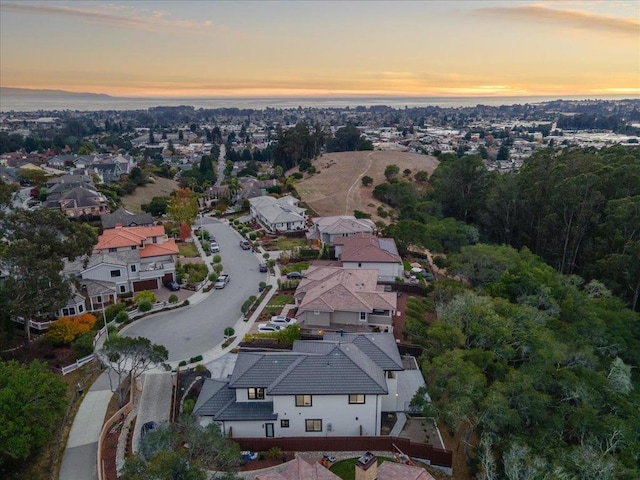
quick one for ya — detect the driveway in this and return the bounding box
[121,219,267,362]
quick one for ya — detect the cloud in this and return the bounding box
[476,4,639,36]
[0,2,215,32]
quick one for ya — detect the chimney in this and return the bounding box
[355,451,377,480]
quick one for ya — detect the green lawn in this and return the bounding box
[276,237,308,250]
[280,261,310,274]
[178,243,199,257]
[330,457,395,480]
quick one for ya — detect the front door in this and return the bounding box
[265,423,274,437]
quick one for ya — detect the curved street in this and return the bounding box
[121,218,266,362]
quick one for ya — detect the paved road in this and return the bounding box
[122,219,266,362]
[59,371,112,480]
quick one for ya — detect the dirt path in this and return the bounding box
[344,151,374,215]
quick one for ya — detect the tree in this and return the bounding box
[0,360,67,465]
[384,164,400,182]
[100,335,168,407]
[361,175,373,186]
[167,188,198,228]
[46,313,96,346]
[0,209,97,348]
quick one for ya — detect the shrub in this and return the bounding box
[178,360,187,367]
[353,209,371,219]
[183,398,195,414]
[138,300,153,312]
[46,314,97,346]
[104,302,126,322]
[115,310,129,323]
[212,254,222,264]
[361,175,373,186]
[267,446,282,460]
[208,272,218,282]
[249,232,257,240]
[168,293,179,304]
[224,327,235,337]
[290,172,303,180]
[241,295,258,314]
[182,299,190,306]
[213,263,223,274]
[263,252,270,259]
[134,290,156,305]
[72,332,95,358]
[189,355,203,363]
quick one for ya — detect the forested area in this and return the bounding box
[374,146,640,478]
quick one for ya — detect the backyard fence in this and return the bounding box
[61,353,96,376]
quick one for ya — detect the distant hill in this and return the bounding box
[0,87,113,100]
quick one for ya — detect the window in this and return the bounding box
[62,307,76,316]
[108,247,117,253]
[248,388,265,400]
[295,395,312,407]
[110,270,121,278]
[280,419,289,428]
[96,296,102,303]
[359,312,367,322]
[152,236,158,244]
[131,265,137,272]
[358,262,362,267]
[314,311,320,315]
[387,371,396,379]
[120,285,126,293]
[349,394,365,404]
[131,245,137,250]
[305,419,322,432]
[78,305,84,313]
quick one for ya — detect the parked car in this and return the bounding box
[210,242,220,253]
[257,322,281,333]
[164,280,180,291]
[286,271,303,279]
[214,274,230,289]
[259,263,268,272]
[239,239,251,250]
[269,316,297,327]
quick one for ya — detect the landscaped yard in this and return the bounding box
[276,237,308,250]
[280,261,310,274]
[262,295,295,317]
[329,457,394,480]
[178,243,199,257]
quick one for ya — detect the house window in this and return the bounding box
[305,419,322,432]
[314,311,320,315]
[62,307,76,316]
[152,236,158,244]
[280,419,289,428]
[358,262,362,267]
[359,312,367,322]
[349,394,365,404]
[296,395,312,407]
[78,304,84,313]
[110,270,121,278]
[120,285,126,293]
[387,371,396,379]
[248,388,265,400]
[108,247,117,253]
[131,246,137,250]
[131,265,137,272]
[372,309,388,316]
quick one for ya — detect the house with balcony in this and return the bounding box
[248,195,306,233]
[293,266,396,330]
[334,233,402,282]
[306,216,375,249]
[193,333,403,438]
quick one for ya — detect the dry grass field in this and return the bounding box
[295,151,439,222]
[121,176,178,213]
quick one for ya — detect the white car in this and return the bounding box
[210,242,220,253]
[257,322,281,333]
[269,316,297,327]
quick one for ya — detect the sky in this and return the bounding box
[0,0,639,98]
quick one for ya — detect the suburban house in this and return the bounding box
[333,233,403,282]
[45,184,110,218]
[306,216,376,249]
[254,456,341,480]
[293,266,397,330]
[63,225,180,296]
[249,195,307,232]
[193,333,403,438]
[101,207,154,229]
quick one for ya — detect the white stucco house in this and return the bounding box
[334,233,403,282]
[293,266,397,330]
[306,215,376,248]
[249,195,307,232]
[193,333,403,439]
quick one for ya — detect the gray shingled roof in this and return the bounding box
[193,379,277,421]
[324,333,404,371]
[228,353,302,388]
[102,207,153,229]
[267,344,387,395]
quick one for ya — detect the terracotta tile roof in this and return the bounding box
[377,461,436,480]
[295,266,396,314]
[95,225,167,250]
[139,238,179,258]
[255,457,341,480]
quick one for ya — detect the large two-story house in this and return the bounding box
[293,266,396,330]
[306,216,375,249]
[193,333,403,439]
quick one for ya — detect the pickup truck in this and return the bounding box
[239,239,251,250]
[214,274,230,289]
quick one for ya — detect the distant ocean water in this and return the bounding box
[0,94,637,113]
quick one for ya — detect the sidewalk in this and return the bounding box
[60,227,281,480]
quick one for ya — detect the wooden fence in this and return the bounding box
[231,435,453,468]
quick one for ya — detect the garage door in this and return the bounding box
[133,279,158,292]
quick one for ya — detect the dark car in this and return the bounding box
[286,271,303,279]
[164,280,180,291]
[141,421,157,439]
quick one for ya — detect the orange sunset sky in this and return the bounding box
[0,0,639,98]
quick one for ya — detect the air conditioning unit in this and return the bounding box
[327,423,332,432]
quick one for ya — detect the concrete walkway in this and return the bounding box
[59,371,112,480]
[59,227,280,480]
